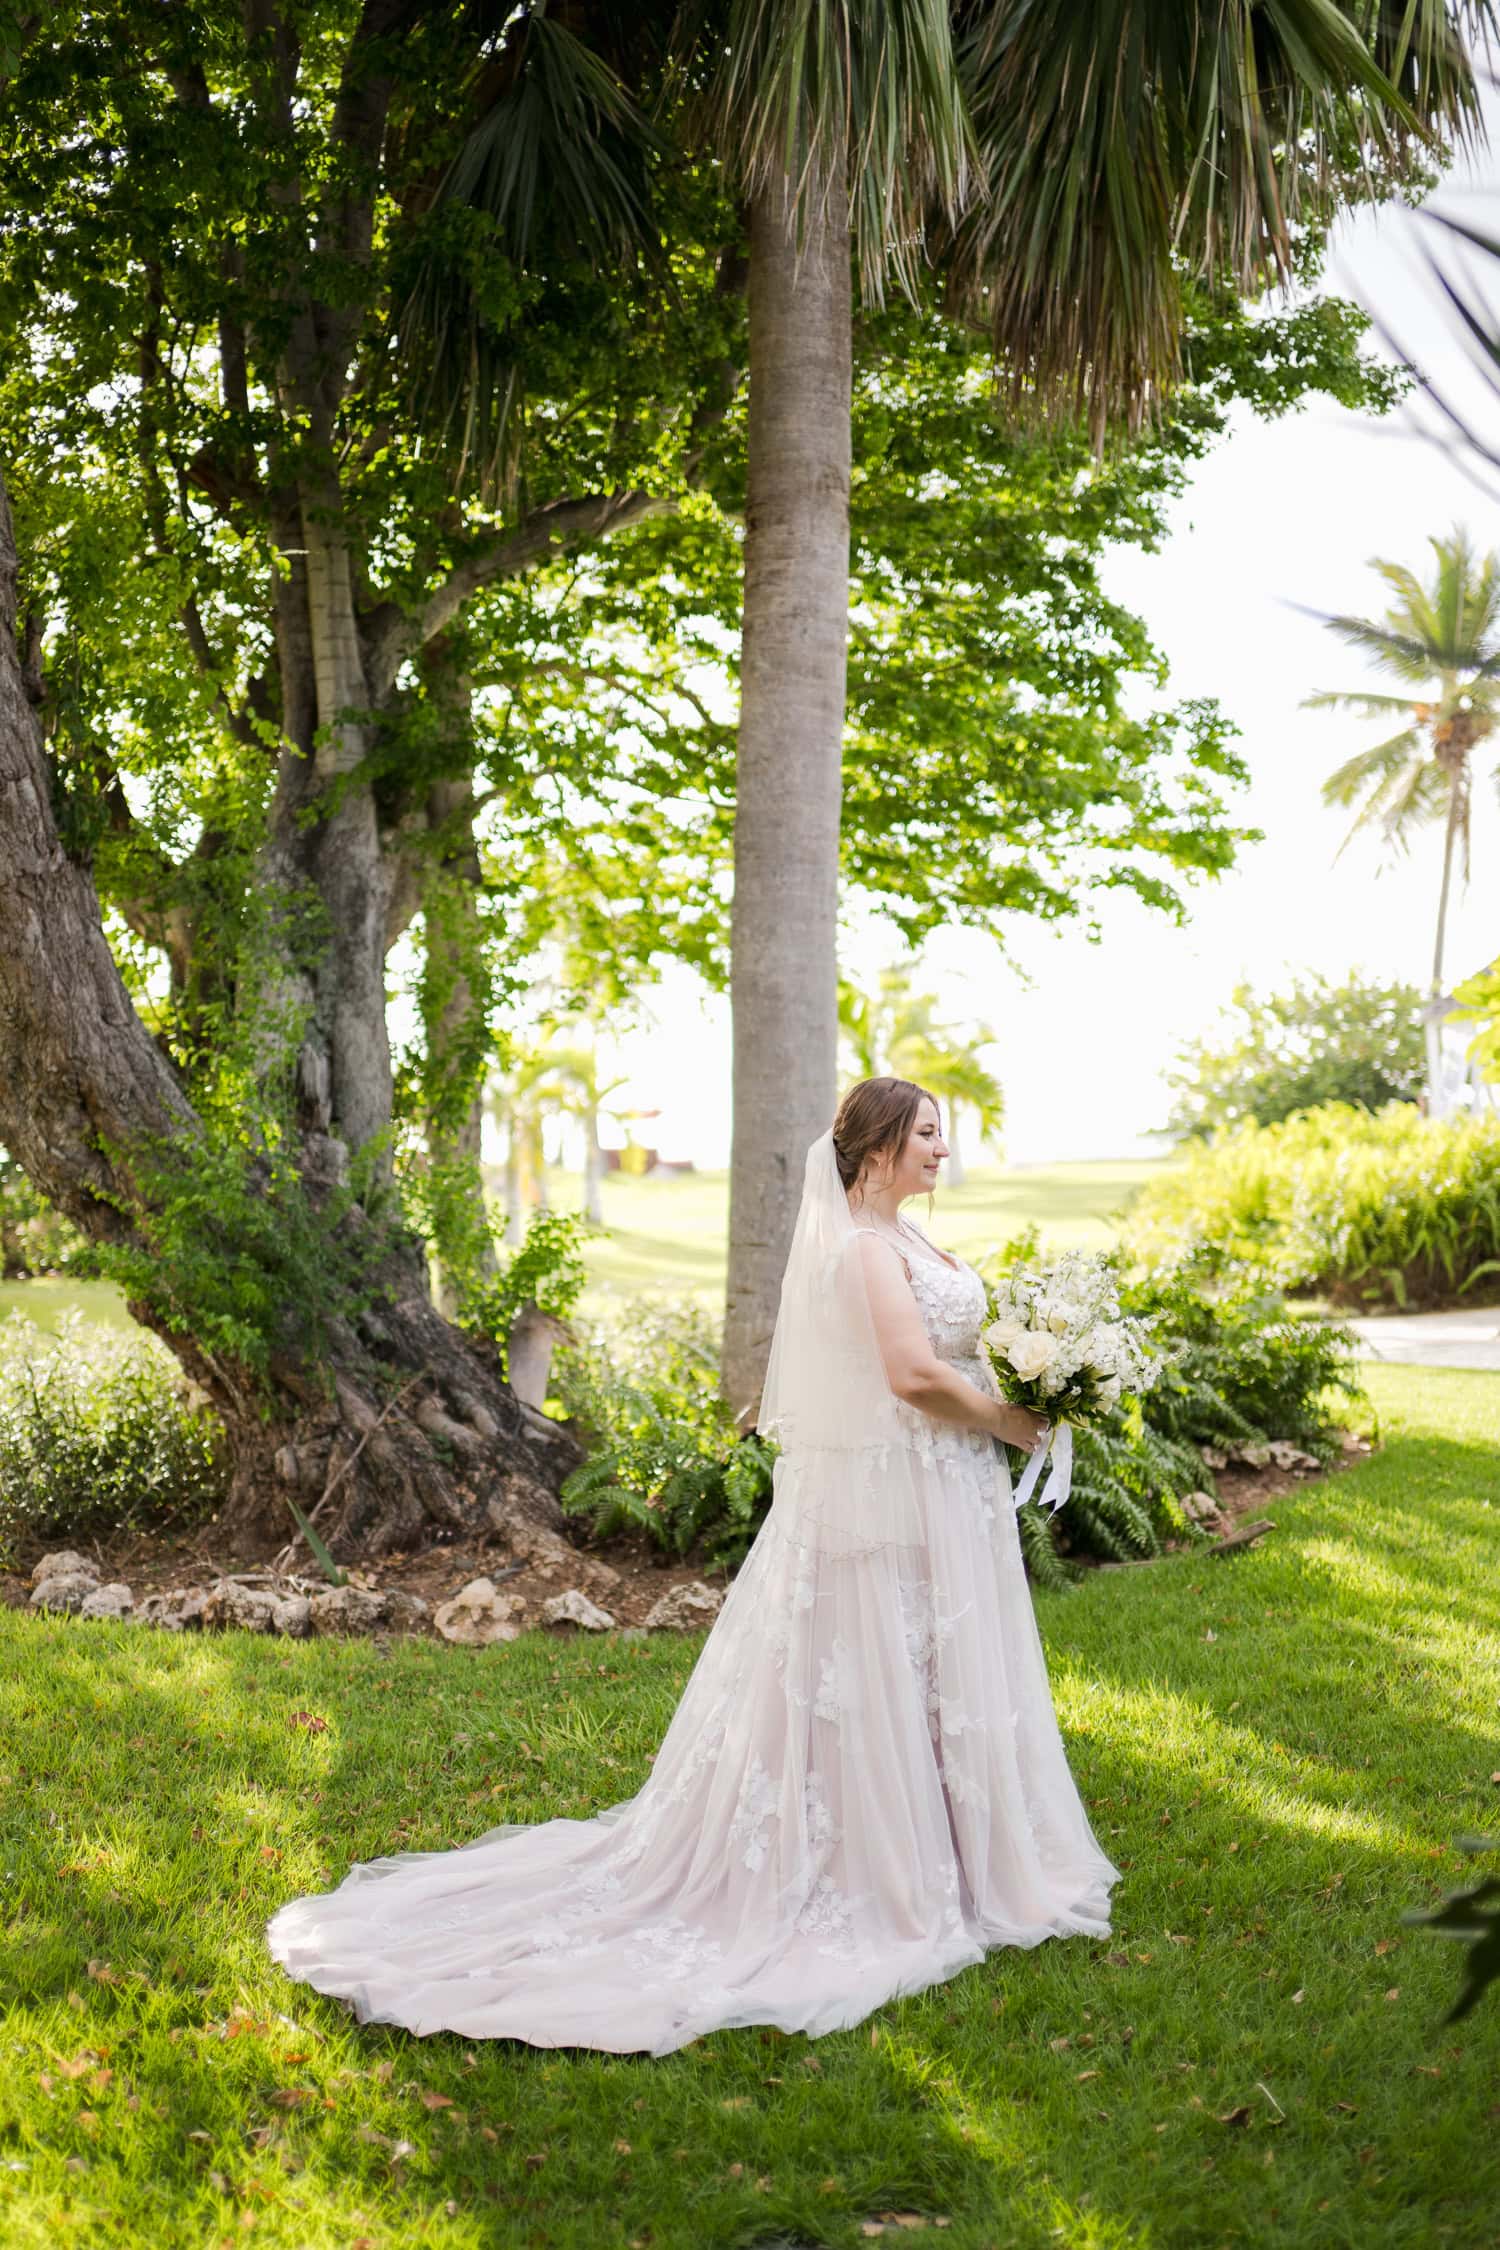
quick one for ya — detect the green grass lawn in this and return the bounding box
[1,1362,1497,2245]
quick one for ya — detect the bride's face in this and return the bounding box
[863,1098,948,1200]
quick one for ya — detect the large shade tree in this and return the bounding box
[0,0,738,1555]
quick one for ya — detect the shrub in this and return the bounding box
[554,1269,1363,1588]
[1011,1267,1361,1583]
[457,1207,592,1381]
[553,1301,775,1573]
[1163,970,1425,1139]
[1125,1101,1500,1308]
[0,1154,84,1278]
[0,1310,225,1565]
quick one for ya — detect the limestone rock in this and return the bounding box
[137,1587,211,1632]
[1267,1440,1320,1473]
[1232,1441,1273,1469]
[642,1580,724,1633]
[31,1550,99,1588]
[538,1588,616,1632]
[30,1570,103,1614]
[78,1582,135,1621]
[433,1577,524,1646]
[270,1594,313,1638]
[382,1590,430,1635]
[308,1584,390,1636]
[485,1513,622,1597]
[201,1580,282,1634]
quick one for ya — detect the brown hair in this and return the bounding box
[832,1076,942,1199]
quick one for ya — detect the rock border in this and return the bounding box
[16,1552,726,1643]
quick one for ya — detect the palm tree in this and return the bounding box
[405,0,1488,1420]
[1305,529,1500,1109]
[712,0,1486,1424]
[838,965,1004,1185]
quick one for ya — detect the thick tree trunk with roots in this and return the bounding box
[722,169,851,1428]
[0,466,577,1564]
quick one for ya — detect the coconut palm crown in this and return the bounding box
[1306,527,1500,1101]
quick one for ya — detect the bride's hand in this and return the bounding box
[991,1402,1051,1453]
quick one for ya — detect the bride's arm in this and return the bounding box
[855,1236,1048,1449]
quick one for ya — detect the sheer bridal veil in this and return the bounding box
[755,1127,934,1560]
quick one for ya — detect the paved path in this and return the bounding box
[1347,1305,1500,1371]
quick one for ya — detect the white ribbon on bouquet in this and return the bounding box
[1007,1419,1074,1514]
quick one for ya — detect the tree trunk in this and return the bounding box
[1426,771,1464,1116]
[0,463,576,1563]
[413,645,501,1318]
[945,1104,967,1187]
[501,1117,525,1248]
[583,1097,605,1224]
[722,168,852,1428]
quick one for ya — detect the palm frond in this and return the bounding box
[1321,730,1424,812]
[693,0,971,300]
[397,8,663,492]
[938,0,1485,438]
[1301,689,1420,719]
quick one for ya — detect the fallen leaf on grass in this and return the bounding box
[720,2096,751,2110]
[289,1712,328,1734]
[1075,2070,1099,2083]
[269,2089,315,2110]
[419,2091,454,2111]
[1218,2106,1253,2128]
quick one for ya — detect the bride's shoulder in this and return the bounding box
[850,1226,914,1282]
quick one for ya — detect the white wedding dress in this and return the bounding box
[267,1186,1123,2055]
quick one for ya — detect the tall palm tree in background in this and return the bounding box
[1306,529,1500,1109]
[838,965,1004,1184]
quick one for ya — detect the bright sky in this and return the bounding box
[596,108,1500,1170]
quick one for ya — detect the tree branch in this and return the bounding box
[363,487,670,700]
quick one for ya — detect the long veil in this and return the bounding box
[755,1126,934,1559]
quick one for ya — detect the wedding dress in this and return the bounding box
[266,1130,1122,2054]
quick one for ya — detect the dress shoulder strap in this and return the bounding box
[850,1225,914,1279]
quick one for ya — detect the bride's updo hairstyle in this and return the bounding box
[833,1075,942,1198]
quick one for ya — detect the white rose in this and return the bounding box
[1007,1331,1059,1381]
[983,1318,1025,1354]
[1047,1307,1072,1336]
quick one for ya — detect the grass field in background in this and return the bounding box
[0,1159,1169,1333]
[557,1156,1168,1310]
[1,1360,1497,2248]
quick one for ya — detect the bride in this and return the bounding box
[267,1076,1122,2054]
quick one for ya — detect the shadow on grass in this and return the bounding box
[2,1394,1499,2247]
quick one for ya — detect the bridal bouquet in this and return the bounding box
[981,1250,1163,1512]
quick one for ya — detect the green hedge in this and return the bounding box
[0,1311,225,1565]
[1124,1101,1500,1309]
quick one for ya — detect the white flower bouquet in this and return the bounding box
[981,1250,1163,1511]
